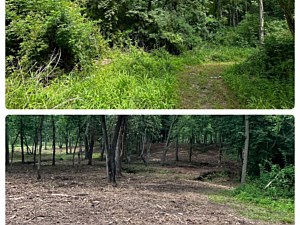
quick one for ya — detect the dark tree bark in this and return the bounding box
[10,131,21,166]
[189,133,194,163]
[20,116,25,164]
[100,116,113,183]
[175,135,179,161]
[115,127,123,176]
[37,116,44,180]
[87,129,95,165]
[278,0,294,37]
[72,122,81,167]
[6,119,10,166]
[161,115,178,164]
[101,115,125,185]
[52,115,56,166]
[33,127,38,168]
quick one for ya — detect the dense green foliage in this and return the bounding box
[6,0,106,74]
[5,0,294,109]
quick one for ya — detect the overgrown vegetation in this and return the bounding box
[6,0,294,109]
[210,165,294,223]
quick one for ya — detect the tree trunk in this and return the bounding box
[33,127,38,168]
[218,133,223,168]
[37,116,44,180]
[87,130,95,165]
[65,135,69,155]
[162,115,178,164]
[6,120,10,166]
[175,135,179,161]
[259,0,264,44]
[10,132,20,166]
[278,0,294,37]
[189,134,194,163]
[84,119,90,160]
[241,115,250,184]
[73,124,81,167]
[140,133,147,165]
[115,128,123,176]
[100,116,114,183]
[52,115,56,166]
[20,116,25,164]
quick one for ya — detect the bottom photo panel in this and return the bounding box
[5,115,295,225]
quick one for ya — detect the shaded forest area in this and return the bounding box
[6,115,295,224]
[5,0,294,109]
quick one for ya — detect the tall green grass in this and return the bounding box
[7,45,292,109]
[6,47,179,109]
[222,49,294,109]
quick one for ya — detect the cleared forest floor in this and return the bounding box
[6,144,287,225]
[177,62,239,109]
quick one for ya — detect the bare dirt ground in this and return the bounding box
[6,144,285,225]
[178,62,240,109]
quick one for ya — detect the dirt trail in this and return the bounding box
[177,62,239,109]
[6,144,285,225]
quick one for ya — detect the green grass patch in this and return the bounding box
[6,47,180,109]
[223,66,294,109]
[209,186,294,224]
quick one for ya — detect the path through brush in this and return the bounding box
[177,62,240,109]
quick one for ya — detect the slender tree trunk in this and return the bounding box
[100,138,105,161]
[259,0,264,44]
[10,132,20,166]
[69,136,72,154]
[65,135,69,154]
[241,115,250,184]
[189,134,194,163]
[52,115,56,166]
[73,124,81,167]
[175,135,179,161]
[6,120,10,166]
[20,117,25,164]
[37,116,44,180]
[33,128,38,168]
[162,115,178,164]
[115,128,123,176]
[87,130,95,165]
[218,133,223,168]
[84,119,90,159]
[140,132,147,165]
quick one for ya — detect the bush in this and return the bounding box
[6,0,106,75]
[258,164,294,199]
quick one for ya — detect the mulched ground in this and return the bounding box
[6,144,285,225]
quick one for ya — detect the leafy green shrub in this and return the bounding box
[6,0,106,74]
[212,13,259,47]
[85,0,208,54]
[264,32,294,79]
[258,164,294,199]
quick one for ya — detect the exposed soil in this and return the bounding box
[6,144,286,225]
[178,62,240,109]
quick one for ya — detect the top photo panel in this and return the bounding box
[5,0,294,109]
